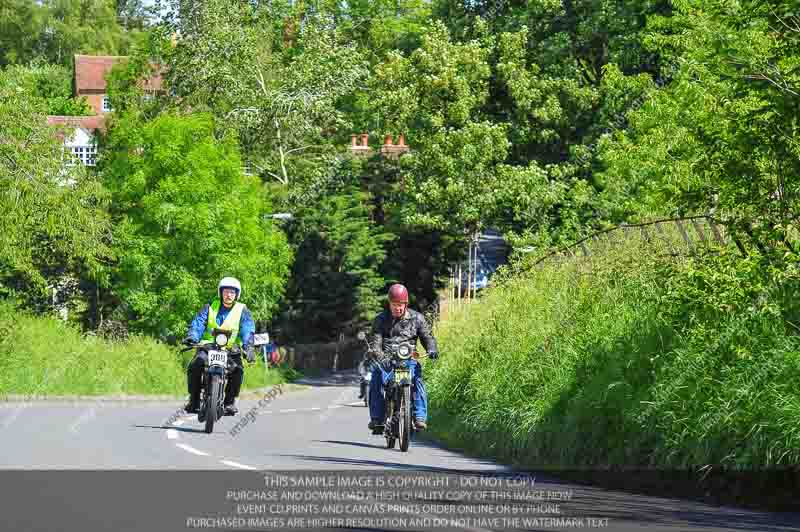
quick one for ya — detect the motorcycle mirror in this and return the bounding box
[357,331,366,340]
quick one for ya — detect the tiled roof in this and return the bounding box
[46,115,107,136]
[74,55,164,92]
[74,55,126,92]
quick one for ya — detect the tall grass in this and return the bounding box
[0,301,295,397]
[428,231,800,472]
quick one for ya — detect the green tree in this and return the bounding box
[157,0,368,187]
[115,0,153,30]
[0,0,145,68]
[280,185,393,341]
[369,21,558,242]
[4,62,94,116]
[0,0,48,66]
[597,0,800,251]
[0,66,111,305]
[101,112,293,339]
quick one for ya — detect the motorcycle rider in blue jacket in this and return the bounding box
[368,284,438,434]
[182,277,256,416]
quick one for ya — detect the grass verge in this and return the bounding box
[426,232,800,510]
[0,301,300,398]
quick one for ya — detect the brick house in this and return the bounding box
[47,54,164,166]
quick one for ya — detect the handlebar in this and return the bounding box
[179,343,255,363]
[369,351,436,362]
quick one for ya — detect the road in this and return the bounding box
[1,371,799,532]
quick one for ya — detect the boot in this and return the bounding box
[184,395,200,414]
[224,398,238,416]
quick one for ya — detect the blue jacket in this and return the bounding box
[186,301,255,347]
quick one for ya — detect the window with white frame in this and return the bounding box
[69,144,97,166]
[102,96,112,112]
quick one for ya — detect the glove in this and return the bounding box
[245,345,255,364]
[182,337,195,347]
[428,351,439,360]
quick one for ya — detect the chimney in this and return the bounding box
[380,133,410,159]
[349,132,373,157]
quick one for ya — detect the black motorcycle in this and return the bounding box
[182,328,242,434]
[363,335,431,452]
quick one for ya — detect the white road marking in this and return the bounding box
[167,429,179,440]
[309,407,321,411]
[68,407,97,434]
[2,407,26,428]
[327,405,344,409]
[176,443,210,457]
[280,408,297,413]
[221,460,257,470]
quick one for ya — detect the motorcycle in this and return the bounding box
[182,329,266,434]
[356,332,380,407]
[360,332,431,452]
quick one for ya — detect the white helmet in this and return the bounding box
[218,277,242,301]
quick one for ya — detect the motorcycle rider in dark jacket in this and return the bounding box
[367,283,438,433]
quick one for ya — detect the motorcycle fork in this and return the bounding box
[384,384,397,433]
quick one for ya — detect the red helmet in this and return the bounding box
[387,283,409,303]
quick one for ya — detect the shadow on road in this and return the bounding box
[292,370,361,388]
[133,424,208,435]
[313,439,388,450]
[272,453,506,473]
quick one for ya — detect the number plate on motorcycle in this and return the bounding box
[208,351,227,367]
[394,369,410,383]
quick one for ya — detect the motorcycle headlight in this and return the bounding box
[399,345,410,357]
[365,373,372,381]
[215,333,228,346]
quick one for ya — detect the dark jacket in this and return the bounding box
[369,308,437,359]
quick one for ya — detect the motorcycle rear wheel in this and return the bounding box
[204,374,222,434]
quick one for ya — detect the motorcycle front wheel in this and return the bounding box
[204,374,222,434]
[384,396,396,449]
[399,385,411,452]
